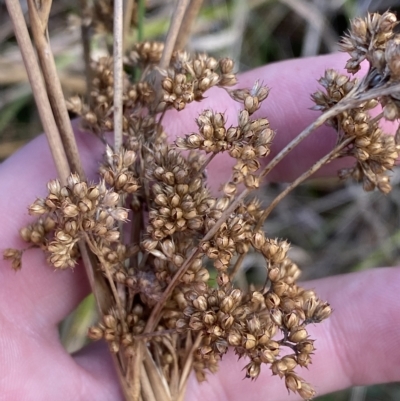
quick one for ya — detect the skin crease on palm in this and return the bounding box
[1,53,400,401]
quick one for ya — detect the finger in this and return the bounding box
[186,267,400,401]
[0,325,123,401]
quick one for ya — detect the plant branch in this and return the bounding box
[229,252,246,280]
[123,0,135,49]
[79,0,93,104]
[174,0,204,50]
[27,0,86,179]
[254,136,354,232]
[159,0,191,69]
[143,347,172,401]
[5,1,114,327]
[140,364,157,401]
[114,0,124,152]
[5,0,70,184]
[178,333,202,393]
[131,343,143,401]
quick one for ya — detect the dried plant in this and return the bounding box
[4,3,400,401]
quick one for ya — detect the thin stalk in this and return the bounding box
[143,347,172,401]
[161,336,179,398]
[159,0,191,69]
[131,342,143,401]
[371,111,384,124]
[114,0,124,152]
[229,253,246,280]
[27,0,86,179]
[178,333,202,392]
[123,0,135,49]
[5,0,70,184]
[78,241,112,313]
[6,0,113,327]
[140,365,157,401]
[189,152,216,183]
[174,0,204,50]
[79,0,93,104]
[137,0,146,43]
[84,233,128,331]
[133,328,178,340]
[254,136,355,232]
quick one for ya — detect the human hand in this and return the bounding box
[1,53,399,401]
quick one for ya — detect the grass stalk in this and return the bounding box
[159,0,191,69]
[174,0,204,50]
[27,0,86,179]
[5,0,70,184]
[114,0,124,152]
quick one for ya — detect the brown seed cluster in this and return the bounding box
[340,11,397,75]
[12,11,400,396]
[175,235,331,396]
[6,172,130,270]
[129,41,164,67]
[67,57,156,134]
[160,53,237,111]
[99,146,140,194]
[176,83,275,193]
[313,14,400,193]
[340,11,400,120]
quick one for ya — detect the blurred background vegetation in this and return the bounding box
[1,0,400,400]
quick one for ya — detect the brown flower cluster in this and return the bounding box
[160,53,237,111]
[311,10,400,194]
[5,41,336,399]
[67,57,155,134]
[129,41,165,67]
[176,83,275,193]
[340,11,400,120]
[11,10,400,399]
[176,235,331,398]
[340,11,397,74]
[6,173,130,270]
[312,68,400,193]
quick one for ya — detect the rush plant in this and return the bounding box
[4,2,400,400]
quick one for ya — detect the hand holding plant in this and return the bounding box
[2,3,400,400]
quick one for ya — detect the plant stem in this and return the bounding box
[79,0,93,104]
[159,0,191,69]
[6,0,113,327]
[143,347,172,401]
[190,152,216,183]
[137,0,146,43]
[5,0,70,184]
[174,0,204,50]
[178,333,202,393]
[229,252,246,280]
[254,136,354,232]
[27,0,86,179]
[124,0,135,49]
[114,0,124,152]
